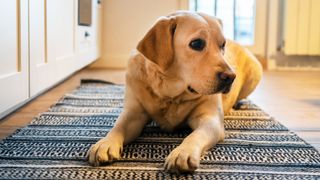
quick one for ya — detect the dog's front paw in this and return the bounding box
[164,145,201,173]
[87,138,123,166]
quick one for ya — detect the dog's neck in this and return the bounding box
[144,59,202,103]
[145,62,184,98]
[128,51,202,102]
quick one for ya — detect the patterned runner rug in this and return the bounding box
[0,80,319,179]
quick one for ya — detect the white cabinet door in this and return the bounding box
[47,0,77,80]
[0,0,29,118]
[30,0,100,97]
[30,0,77,96]
[1,0,101,117]
[29,0,50,96]
[76,0,102,70]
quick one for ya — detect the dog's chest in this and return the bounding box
[146,96,197,131]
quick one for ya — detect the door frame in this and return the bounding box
[244,0,268,57]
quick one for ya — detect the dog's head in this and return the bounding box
[137,11,236,95]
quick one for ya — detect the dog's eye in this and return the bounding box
[189,39,206,51]
[220,41,226,50]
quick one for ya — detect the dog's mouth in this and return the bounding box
[218,84,232,94]
[188,84,231,95]
[187,86,198,94]
[221,86,231,94]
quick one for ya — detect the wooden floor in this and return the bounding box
[250,71,320,150]
[1,68,319,150]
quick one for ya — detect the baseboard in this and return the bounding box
[272,66,320,71]
[265,57,320,71]
[254,54,268,70]
[89,55,128,68]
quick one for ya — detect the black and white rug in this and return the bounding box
[0,80,319,179]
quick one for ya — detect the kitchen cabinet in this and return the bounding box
[0,0,101,119]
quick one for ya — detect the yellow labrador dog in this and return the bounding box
[88,11,262,173]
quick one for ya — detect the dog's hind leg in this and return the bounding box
[222,55,262,114]
[236,57,263,102]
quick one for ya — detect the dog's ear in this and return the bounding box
[137,17,177,71]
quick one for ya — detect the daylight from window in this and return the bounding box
[190,0,256,46]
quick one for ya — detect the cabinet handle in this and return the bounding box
[85,31,90,38]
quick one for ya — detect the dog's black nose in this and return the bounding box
[218,71,236,85]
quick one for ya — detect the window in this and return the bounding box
[190,0,256,46]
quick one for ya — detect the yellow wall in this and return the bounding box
[91,0,188,68]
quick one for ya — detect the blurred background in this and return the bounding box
[91,0,320,70]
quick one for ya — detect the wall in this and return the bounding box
[90,0,188,68]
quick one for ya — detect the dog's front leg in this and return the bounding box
[88,92,149,166]
[164,98,225,173]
